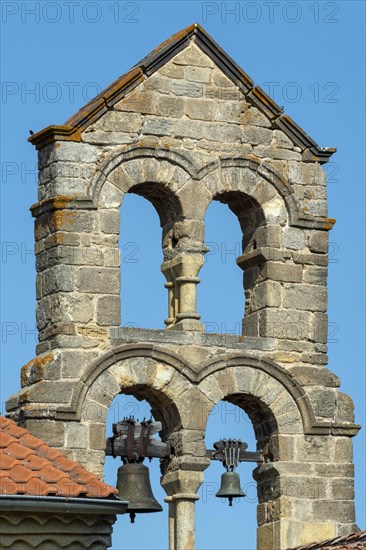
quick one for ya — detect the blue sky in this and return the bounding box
[1,1,365,548]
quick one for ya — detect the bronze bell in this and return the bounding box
[216,471,245,506]
[116,462,163,523]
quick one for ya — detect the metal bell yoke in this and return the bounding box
[106,417,171,523]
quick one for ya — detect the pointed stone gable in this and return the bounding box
[87,42,272,152]
[31,37,331,225]
[29,24,335,226]
[29,24,334,160]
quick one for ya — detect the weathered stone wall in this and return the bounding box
[6,39,359,549]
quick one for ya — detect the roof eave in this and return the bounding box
[0,494,128,515]
[28,125,81,149]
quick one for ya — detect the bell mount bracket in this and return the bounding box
[105,417,171,463]
[206,438,264,466]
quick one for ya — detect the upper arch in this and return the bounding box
[90,146,197,205]
[55,343,334,438]
[197,354,313,435]
[89,145,301,226]
[58,344,196,423]
[199,156,299,225]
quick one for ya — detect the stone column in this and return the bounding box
[162,254,204,331]
[173,493,199,549]
[175,275,201,325]
[165,497,177,550]
[164,281,175,327]
[161,459,210,550]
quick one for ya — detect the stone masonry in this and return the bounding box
[6,24,360,549]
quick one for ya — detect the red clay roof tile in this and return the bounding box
[0,454,17,469]
[37,444,62,461]
[24,478,52,495]
[0,416,117,498]
[54,479,87,497]
[69,466,96,483]
[0,432,16,448]
[18,433,44,449]
[6,442,34,460]
[85,482,113,499]
[2,423,27,438]
[53,456,78,472]
[9,464,34,483]
[38,464,67,483]
[0,477,18,494]
[22,454,45,470]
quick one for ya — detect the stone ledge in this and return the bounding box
[110,326,277,351]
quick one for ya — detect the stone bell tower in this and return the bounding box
[6,24,360,550]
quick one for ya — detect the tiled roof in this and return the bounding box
[0,416,118,498]
[294,531,366,549]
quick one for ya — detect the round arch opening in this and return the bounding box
[104,393,169,550]
[196,399,261,550]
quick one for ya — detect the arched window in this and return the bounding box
[104,394,168,549]
[199,200,244,336]
[120,193,166,329]
[196,400,257,549]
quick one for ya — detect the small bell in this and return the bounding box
[116,462,163,523]
[216,471,245,506]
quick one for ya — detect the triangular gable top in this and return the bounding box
[29,23,335,163]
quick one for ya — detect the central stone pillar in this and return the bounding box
[161,458,210,550]
[165,492,199,550]
[162,254,204,331]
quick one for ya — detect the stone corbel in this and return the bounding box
[236,247,288,270]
